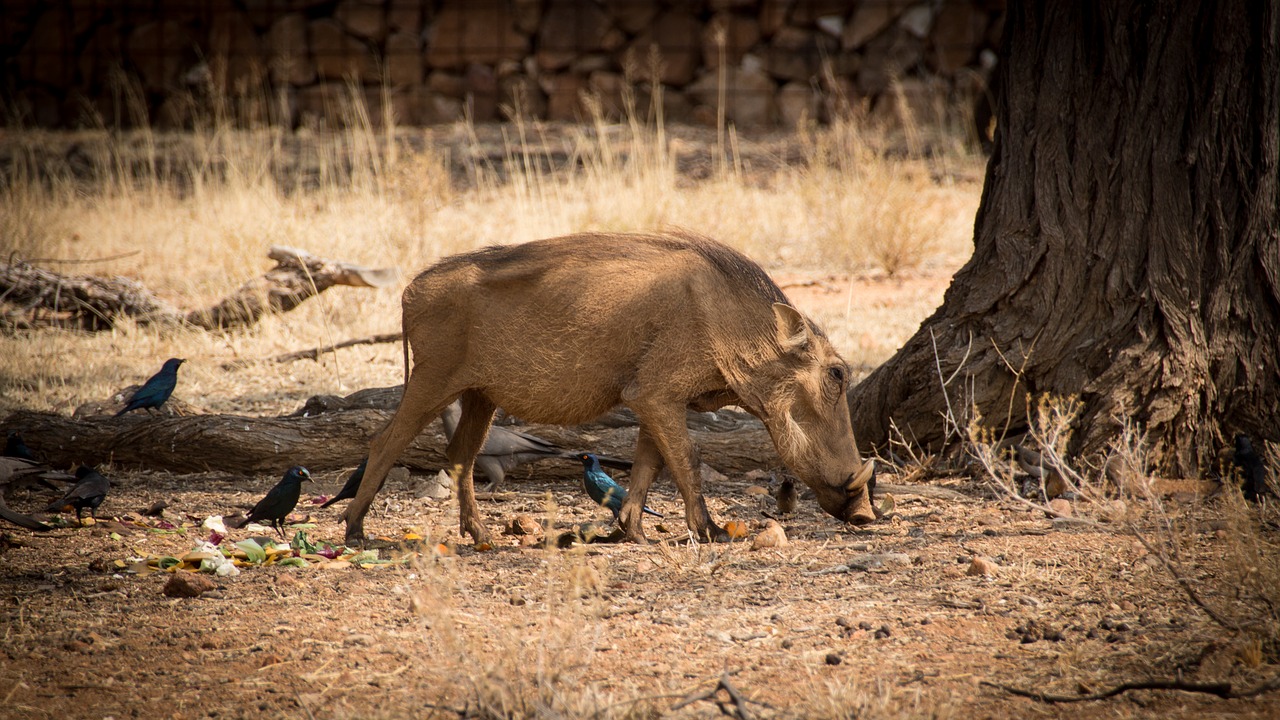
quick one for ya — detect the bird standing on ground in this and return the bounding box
[1,457,76,531]
[441,401,632,491]
[320,459,366,508]
[115,358,184,417]
[4,432,37,461]
[1234,435,1270,502]
[577,453,661,522]
[231,466,312,537]
[45,466,111,522]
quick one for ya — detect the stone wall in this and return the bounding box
[2,0,1005,130]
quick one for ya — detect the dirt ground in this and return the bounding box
[2,127,1276,718]
[2,455,1276,720]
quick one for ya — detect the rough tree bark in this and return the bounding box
[849,1,1279,474]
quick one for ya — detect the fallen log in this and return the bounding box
[1,246,398,331]
[0,407,778,482]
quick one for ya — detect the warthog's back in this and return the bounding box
[401,231,791,424]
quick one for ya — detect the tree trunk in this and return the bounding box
[849,1,1279,474]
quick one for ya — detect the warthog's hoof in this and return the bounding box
[701,524,730,543]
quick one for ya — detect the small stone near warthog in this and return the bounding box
[836,617,856,629]
[163,572,216,598]
[858,620,873,631]
[967,556,998,577]
[873,625,892,639]
[751,520,788,549]
[505,514,542,536]
[824,653,842,665]
[1047,498,1072,518]
[417,470,453,500]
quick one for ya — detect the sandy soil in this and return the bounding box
[1,458,1274,720]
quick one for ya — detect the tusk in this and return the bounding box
[847,459,875,490]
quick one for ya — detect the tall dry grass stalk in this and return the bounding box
[1,74,981,415]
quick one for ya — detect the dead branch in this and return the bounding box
[672,670,772,719]
[0,246,397,332]
[268,332,402,364]
[185,246,398,329]
[981,673,1280,703]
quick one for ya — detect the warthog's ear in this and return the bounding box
[772,303,811,351]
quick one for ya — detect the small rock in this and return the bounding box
[1047,498,1072,518]
[847,552,912,571]
[505,514,542,536]
[824,652,842,665]
[1099,499,1127,522]
[966,557,998,577]
[873,625,891,639]
[858,620,873,631]
[835,617,856,629]
[781,638,794,649]
[163,573,216,598]
[417,469,452,500]
[751,520,788,550]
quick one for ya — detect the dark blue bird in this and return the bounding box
[4,432,37,461]
[45,466,111,522]
[577,452,661,522]
[232,466,312,537]
[320,459,366,508]
[1234,435,1270,502]
[115,358,184,417]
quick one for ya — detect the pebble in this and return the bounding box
[967,557,998,577]
[847,552,912,571]
[416,469,453,500]
[163,573,216,598]
[1047,498,1072,518]
[751,520,788,550]
[824,653,842,665]
[505,514,542,536]
[873,625,891,640]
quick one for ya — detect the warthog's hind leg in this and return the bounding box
[617,429,664,544]
[344,382,454,545]
[631,402,726,543]
[449,389,497,545]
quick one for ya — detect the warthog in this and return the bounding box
[344,230,875,545]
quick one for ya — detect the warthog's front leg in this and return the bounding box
[630,404,726,542]
[618,429,664,543]
[449,390,497,545]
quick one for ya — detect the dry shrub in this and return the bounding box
[966,391,1280,671]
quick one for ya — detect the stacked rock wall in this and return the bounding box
[2,0,1005,129]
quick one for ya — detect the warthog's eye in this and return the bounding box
[827,365,846,387]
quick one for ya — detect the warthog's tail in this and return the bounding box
[401,311,411,388]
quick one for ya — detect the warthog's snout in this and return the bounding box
[810,460,877,525]
[844,480,876,525]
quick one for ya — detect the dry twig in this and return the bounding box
[982,673,1280,703]
[672,670,772,719]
